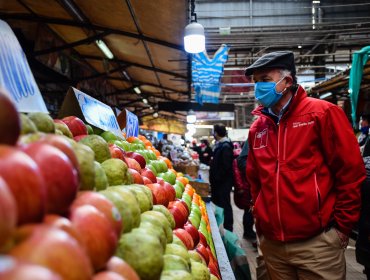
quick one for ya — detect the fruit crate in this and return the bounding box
[189,181,210,200]
[173,164,199,178]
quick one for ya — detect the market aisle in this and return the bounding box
[231,191,366,280]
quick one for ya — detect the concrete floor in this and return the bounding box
[231,192,367,280]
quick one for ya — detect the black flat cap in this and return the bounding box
[245,51,296,76]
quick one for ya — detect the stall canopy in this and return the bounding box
[0,0,189,121]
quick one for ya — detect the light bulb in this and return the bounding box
[184,22,205,54]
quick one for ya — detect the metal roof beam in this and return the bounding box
[158,102,235,112]
[0,13,183,51]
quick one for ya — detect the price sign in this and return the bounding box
[0,20,47,113]
[125,109,139,137]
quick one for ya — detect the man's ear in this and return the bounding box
[285,75,294,88]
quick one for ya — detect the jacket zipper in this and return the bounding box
[276,124,284,241]
[314,172,323,228]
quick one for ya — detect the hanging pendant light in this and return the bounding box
[184,0,205,54]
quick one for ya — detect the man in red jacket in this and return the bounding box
[245,51,366,280]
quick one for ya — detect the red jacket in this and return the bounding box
[246,85,366,242]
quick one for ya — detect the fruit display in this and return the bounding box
[0,91,222,280]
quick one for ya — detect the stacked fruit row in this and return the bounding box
[0,93,221,280]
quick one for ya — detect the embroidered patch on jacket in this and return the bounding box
[254,128,268,149]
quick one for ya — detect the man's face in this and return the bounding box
[252,68,290,93]
[360,119,369,128]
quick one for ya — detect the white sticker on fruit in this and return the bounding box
[73,88,122,138]
[0,20,48,113]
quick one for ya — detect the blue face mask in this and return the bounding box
[254,76,286,108]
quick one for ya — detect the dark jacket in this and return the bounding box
[247,85,366,241]
[199,146,213,165]
[356,156,370,268]
[210,138,234,189]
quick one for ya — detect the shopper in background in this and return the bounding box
[210,124,234,231]
[356,139,370,280]
[359,115,370,154]
[245,51,366,279]
[235,141,257,243]
[199,139,213,166]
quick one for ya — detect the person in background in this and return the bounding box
[210,124,234,231]
[236,141,257,244]
[199,139,213,166]
[245,51,366,279]
[356,139,370,279]
[359,115,370,154]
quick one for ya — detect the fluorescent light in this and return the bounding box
[122,71,131,81]
[134,87,141,94]
[186,110,196,124]
[184,22,205,54]
[149,106,153,110]
[320,92,332,99]
[142,98,148,104]
[298,45,302,49]
[95,40,114,59]
[153,112,158,118]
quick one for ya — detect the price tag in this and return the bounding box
[0,20,47,113]
[125,109,139,137]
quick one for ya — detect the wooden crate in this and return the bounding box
[173,164,199,178]
[189,180,211,199]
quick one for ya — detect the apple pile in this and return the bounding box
[0,91,221,280]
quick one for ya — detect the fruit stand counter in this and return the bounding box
[206,202,236,280]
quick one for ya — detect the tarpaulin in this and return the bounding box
[349,46,370,126]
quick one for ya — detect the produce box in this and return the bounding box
[173,164,199,178]
[189,180,211,199]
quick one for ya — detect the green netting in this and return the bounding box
[349,46,370,127]
[214,206,252,280]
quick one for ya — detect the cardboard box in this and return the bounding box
[189,180,210,199]
[173,164,199,178]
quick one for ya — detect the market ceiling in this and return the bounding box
[1,0,191,121]
[2,0,370,125]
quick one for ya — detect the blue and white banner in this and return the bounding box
[124,109,139,137]
[0,20,47,113]
[192,44,229,105]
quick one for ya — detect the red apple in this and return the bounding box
[125,151,146,168]
[141,167,157,183]
[128,168,144,184]
[146,183,168,206]
[208,257,221,279]
[173,228,194,250]
[198,231,208,247]
[196,243,210,264]
[108,144,125,160]
[0,256,62,280]
[168,206,187,229]
[10,225,93,280]
[162,181,176,203]
[169,199,189,218]
[0,91,20,145]
[142,176,153,184]
[0,146,46,225]
[93,271,125,280]
[70,205,118,271]
[43,214,84,246]
[74,134,88,142]
[105,256,140,280]
[184,221,200,246]
[70,191,122,238]
[156,177,165,185]
[39,134,79,170]
[0,176,17,251]
[62,116,87,137]
[123,157,141,172]
[23,142,79,215]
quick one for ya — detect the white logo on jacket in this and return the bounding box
[254,128,268,149]
[292,121,314,128]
